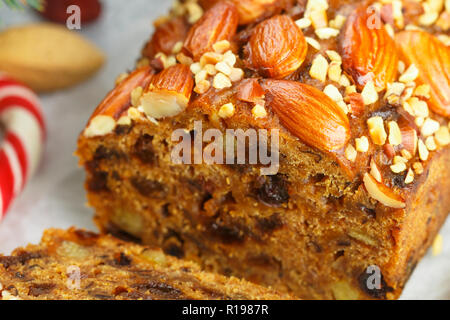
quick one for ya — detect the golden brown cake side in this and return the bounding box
[0,228,292,300]
[77,0,450,299]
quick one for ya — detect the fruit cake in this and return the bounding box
[76,0,450,299]
[0,228,291,300]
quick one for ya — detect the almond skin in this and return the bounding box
[141,64,194,119]
[339,6,398,91]
[261,79,350,152]
[199,0,282,25]
[90,66,154,121]
[183,1,239,61]
[396,31,450,117]
[248,15,307,79]
[142,17,189,59]
[236,79,265,103]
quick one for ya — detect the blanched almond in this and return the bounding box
[140,64,194,119]
[339,6,399,91]
[363,173,406,209]
[183,2,238,61]
[248,15,308,79]
[261,80,350,152]
[396,31,450,117]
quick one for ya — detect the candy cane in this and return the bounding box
[0,74,45,219]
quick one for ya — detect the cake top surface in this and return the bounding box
[81,0,450,210]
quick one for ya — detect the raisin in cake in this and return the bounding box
[76,0,450,299]
[0,228,291,300]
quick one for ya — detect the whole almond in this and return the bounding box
[339,6,398,91]
[261,79,350,152]
[183,1,239,61]
[142,17,189,59]
[141,64,194,119]
[248,15,308,79]
[396,30,450,117]
[90,66,154,121]
[0,23,105,92]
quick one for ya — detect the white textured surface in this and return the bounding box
[0,0,448,300]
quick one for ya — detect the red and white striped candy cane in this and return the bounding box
[0,74,46,219]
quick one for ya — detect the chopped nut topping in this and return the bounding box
[345,85,357,96]
[370,159,382,183]
[215,61,232,76]
[413,162,424,175]
[414,84,431,99]
[399,64,419,83]
[176,52,194,66]
[401,149,413,160]
[393,156,408,164]
[295,18,312,29]
[391,162,407,173]
[305,36,321,50]
[204,64,217,76]
[418,139,429,161]
[367,116,387,145]
[326,50,342,63]
[310,54,329,82]
[408,97,429,118]
[415,116,425,127]
[252,104,267,119]
[194,79,210,94]
[361,81,378,105]
[421,118,440,137]
[388,121,402,146]
[190,62,202,75]
[329,14,346,29]
[345,144,357,162]
[213,40,231,54]
[117,115,131,126]
[223,50,237,67]
[128,107,142,121]
[323,84,343,102]
[385,82,405,99]
[185,1,204,24]
[355,136,369,153]
[218,103,235,118]
[339,74,351,87]
[315,27,340,39]
[131,86,144,107]
[328,61,342,82]
[404,168,414,184]
[435,126,450,146]
[425,136,437,151]
[172,41,184,55]
[419,11,439,27]
[213,73,232,90]
[200,52,223,67]
[229,68,244,82]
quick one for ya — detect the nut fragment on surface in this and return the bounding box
[418,139,429,161]
[218,103,235,119]
[213,72,232,89]
[435,126,450,146]
[345,144,357,162]
[252,104,267,119]
[367,116,387,145]
[361,81,378,105]
[363,173,406,209]
[305,36,321,50]
[399,64,419,83]
[309,54,328,82]
[390,162,407,174]
[355,136,369,153]
[84,115,116,138]
[404,168,414,184]
[421,118,440,137]
[413,162,424,175]
[388,121,402,146]
[370,159,382,183]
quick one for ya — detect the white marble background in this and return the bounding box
[0,0,448,300]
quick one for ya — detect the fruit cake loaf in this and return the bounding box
[76,0,450,299]
[0,228,291,300]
